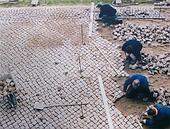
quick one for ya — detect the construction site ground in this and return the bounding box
[0,4,170,129]
[97,8,170,129]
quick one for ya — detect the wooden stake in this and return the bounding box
[81,24,85,45]
[78,25,83,77]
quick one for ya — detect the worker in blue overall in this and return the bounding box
[141,104,170,128]
[96,3,122,26]
[122,39,143,66]
[123,74,158,101]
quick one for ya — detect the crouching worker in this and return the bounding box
[123,74,158,101]
[96,3,122,26]
[141,104,170,128]
[122,39,143,68]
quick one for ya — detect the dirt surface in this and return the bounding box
[161,9,170,21]
[97,17,170,128]
[115,97,152,116]
[97,23,114,43]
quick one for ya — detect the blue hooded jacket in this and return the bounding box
[146,104,170,126]
[124,74,149,92]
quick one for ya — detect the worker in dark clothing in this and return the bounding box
[141,104,170,127]
[96,3,122,26]
[97,4,117,18]
[122,39,143,65]
[123,74,150,99]
[123,74,157,101]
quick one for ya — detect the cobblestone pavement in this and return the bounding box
[0,6,141,129]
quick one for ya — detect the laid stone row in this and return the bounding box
[112,24,170,45]
[117,7,163,19]
[0,7,90,22]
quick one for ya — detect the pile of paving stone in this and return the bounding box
[0,76,16,96]
[117,7,163,19]
[154,87,170,106]
[112,24,170,44]
[140,53,170,76]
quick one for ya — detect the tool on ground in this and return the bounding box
[78,24,84,77]
[33,102,88,110]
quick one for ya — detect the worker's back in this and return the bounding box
[122,39,142,54]
[152,104,170,127]
[124,74,149,92]
[99,4,117,18]
[155,104,170,119]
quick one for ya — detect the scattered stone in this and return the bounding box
[112,24,170,45]
[140,53,170,76]
[154,87,170,107]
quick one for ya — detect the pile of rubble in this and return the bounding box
[117,7,163,19]
[154,87,170,106]
[0,75,16,97]
[112,24,170,45]
[141,53,170,76]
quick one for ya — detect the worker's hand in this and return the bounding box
[141,110,148,116]
[140,119,146,124]
[143,112,148,116]
[142,113,150,119]
[120,51,126,59]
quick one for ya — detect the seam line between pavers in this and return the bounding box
[98,75,114,129]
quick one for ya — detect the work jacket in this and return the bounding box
[124,74,149,92]
[146,104,170,126]
[122,39,143,61]
[99,4,117,18]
